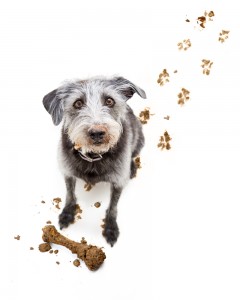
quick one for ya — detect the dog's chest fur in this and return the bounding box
[60,128,128,185]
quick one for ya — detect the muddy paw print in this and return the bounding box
[201,59,213,75]
[139,107,151,124]
[157,69,170,86]
[218,30,230,43]
[177,88,190,105]
[157,131,172,150]
[177,39,191,51]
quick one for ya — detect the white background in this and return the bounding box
[1,0,240,299]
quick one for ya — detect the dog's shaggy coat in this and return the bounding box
[43,76,146,246]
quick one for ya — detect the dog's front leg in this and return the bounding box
[103,184,122,246]
[59,176,78,229]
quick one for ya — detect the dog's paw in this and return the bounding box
[102,219,119,247]
[59,204,77,229]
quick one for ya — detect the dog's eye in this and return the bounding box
[73,99,83,109]
[105,98,115,107]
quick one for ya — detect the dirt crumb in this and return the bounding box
[197,15,206,28]
[30,247,34,250]
[46,220,52,224]
[101,219,106,229]
[94,202,101,208]
[49,249,54,254]
[39,242,52,252]
[56,261,60,265]
[84,183,93,191]
[134,156,141,169]
[41,200,45,204]
[75,204,82,215]
[53,197,62,209]
[81,237,87,244]
[164,115,170,120]
[14,235,20,240]
[54,250,59,254]
[157,69,170,86]
[157,131,172,150]
[73,259,81,267]
[75,204,83,220]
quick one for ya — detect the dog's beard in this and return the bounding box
[67,120,122,154]
[81,136,118,154]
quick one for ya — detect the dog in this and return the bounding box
[42,76,146,246]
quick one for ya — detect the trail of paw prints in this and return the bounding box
[155,9,230,152]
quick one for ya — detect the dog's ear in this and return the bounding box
[43,89,64,126]
[112,77,146,100]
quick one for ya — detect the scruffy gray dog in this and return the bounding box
[43,76,146,246]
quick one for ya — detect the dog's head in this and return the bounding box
[43,76,146,154]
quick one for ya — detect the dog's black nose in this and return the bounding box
[88,129,106,141]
